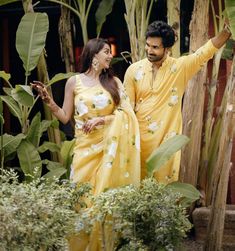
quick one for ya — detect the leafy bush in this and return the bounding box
[80,179,192,251]
[0,170,90,251]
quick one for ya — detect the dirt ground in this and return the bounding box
[181,237,203,251]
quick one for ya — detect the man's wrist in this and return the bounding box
[224,24,231,35]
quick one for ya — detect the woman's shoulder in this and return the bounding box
[65,74,80,90]
[67,73,82,85]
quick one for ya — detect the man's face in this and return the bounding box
[145,37,168,63]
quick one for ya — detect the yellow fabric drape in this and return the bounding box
[69,75,140,250]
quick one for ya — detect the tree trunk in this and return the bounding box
[59,1,75,72]
[58,1,75,134]
[179,0,209,186]
[167,0,180,58]
[203,56,235,251]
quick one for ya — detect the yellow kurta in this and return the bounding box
[69,75,140,251]
[124,39,218,183]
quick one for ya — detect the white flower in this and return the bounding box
[81,150,89,157]
[92,94,109,109]
[75,221,84,232]
[70,165,74,179]
[75,119,84,129]
[91,143,102,152]
[125,124,129,130]
[169,131,177,138]
[108,141,117,157]
[135,134,140,150]
[135,69,144,81]
[76,101,88,116]
[170,64,177,73]
[164,131,177,141]
[148,122,159,132]
[124,172,130,178]
[105,162,112,169]
[169,95,179,106]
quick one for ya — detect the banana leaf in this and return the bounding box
[0,114,3,125]
[3,87,11,96]
[16,12,49,77]
[0,71,11,82]
[0,0,19,6]
[60,139,75,170]
[38,141,61,153]
[17,139,42,180]
[0,98,3,123]
[26,112,41,147]
[225,0,235,39]
[11,85,34,107]
[1,133,26,157]
[167,181,201,207]
[40,119,59,134]
[48,72,77,86]
[0,96,22,124]
[146,135,190,177]
[42,160,67,179]
[95,0,116,37]
[222,39,235,60]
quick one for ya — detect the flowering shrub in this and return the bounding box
[0,170,90,251]
[79,178,192,251]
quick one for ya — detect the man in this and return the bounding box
[124,20,231,182]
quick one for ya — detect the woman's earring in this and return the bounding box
[92,58,99,71]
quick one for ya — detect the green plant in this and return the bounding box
[0,99,4,173]
[0,12,76,180]
[40,0,116,44]
[124,0,156,62]
[78,179,192,251]
[146,134,190,177]
[0,169,91,251]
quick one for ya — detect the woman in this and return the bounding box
[32,38,140,250]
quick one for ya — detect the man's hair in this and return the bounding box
[145,21,176,48]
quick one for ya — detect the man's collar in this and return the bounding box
[145,55,170,71]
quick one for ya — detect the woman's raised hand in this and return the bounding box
[31,81,51,104]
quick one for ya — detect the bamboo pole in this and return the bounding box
[180,0,210,186]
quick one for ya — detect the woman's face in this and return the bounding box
[94,44,113,70]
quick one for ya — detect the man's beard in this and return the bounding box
[147,53,165,62]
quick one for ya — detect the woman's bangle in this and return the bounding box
[48,101,60,113]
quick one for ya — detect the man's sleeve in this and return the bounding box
[184,39,219,81]
[123,66,136,110]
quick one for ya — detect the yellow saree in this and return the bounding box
[69,75,140,250]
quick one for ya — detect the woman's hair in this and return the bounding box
[145,21,176,48]
[78,38,120,106]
